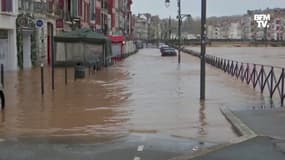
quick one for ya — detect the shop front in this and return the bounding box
[108,35,125,61]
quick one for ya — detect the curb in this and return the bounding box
[220,106,257,144]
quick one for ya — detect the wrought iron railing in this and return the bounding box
[181,48,285,106]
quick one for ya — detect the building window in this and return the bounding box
[0,29,8,39]
[18,0,22,9]
[78,0,82,17]
[90,0,95,21]
[72,0,78,17]
[1,0,13,12]
[86,3,90,22]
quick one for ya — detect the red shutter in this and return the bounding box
[87,3,90,22]
[108,0,112,13]
[59,0,64,9]
[96,8,101,25]
[110,0,115,28]
[1,0,6,12]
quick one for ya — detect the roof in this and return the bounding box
[54,28,110,44]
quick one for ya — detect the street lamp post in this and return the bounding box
[200,0,207,100]
[165,0,190,64]
[165,0,206,100]
[168,16,171,41]
[177,0,182,64]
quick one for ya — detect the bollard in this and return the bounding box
[1,64,4,88]
[65,64,68,85]
[0,91,5,110]
[88,65,91,76]
[74,63,85,80]
[41,64,44,95]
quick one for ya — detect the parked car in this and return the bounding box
[159,43,168,48]
[160,47,177,56]
[135,40,144,49]
[159,44,168,49]
[160,45,170,52]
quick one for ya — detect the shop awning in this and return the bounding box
[55,28,110,44]
[108,35,125,43]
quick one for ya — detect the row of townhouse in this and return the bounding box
[242,8,285,40]
[133,13,162,41]
[0,0,133,71]
[207,8,285,41]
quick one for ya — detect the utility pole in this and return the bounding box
[200,0,207,100]
[177,0,182,64]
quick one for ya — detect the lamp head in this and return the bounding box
[165,0,170,8]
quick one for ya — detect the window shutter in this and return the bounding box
[72,0,77,17]
[1,0,6,12]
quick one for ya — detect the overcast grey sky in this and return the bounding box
[132,0,285,18]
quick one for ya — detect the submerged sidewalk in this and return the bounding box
[170,107,285,160]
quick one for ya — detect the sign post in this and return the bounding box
[35,19,44,29]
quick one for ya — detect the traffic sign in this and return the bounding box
[36,19,44,28]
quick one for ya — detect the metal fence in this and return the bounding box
[182,48,285,106]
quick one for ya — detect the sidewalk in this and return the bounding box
[169,107,285,160]
[232,108,285,139]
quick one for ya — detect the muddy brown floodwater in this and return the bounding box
[1,47,280,144]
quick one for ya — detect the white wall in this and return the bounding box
[123,41,136,54]
[0,0,18,70]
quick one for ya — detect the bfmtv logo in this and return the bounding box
[254,14,271,28]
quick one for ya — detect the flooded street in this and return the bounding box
[1,47,280,145]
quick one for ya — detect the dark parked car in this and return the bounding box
[160,47,177,56]
[159,45,169,52]
[135,40,144,49]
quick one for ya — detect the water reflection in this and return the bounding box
[199,101,207,136]
[1,111,5,123]
[1,67,131,142]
